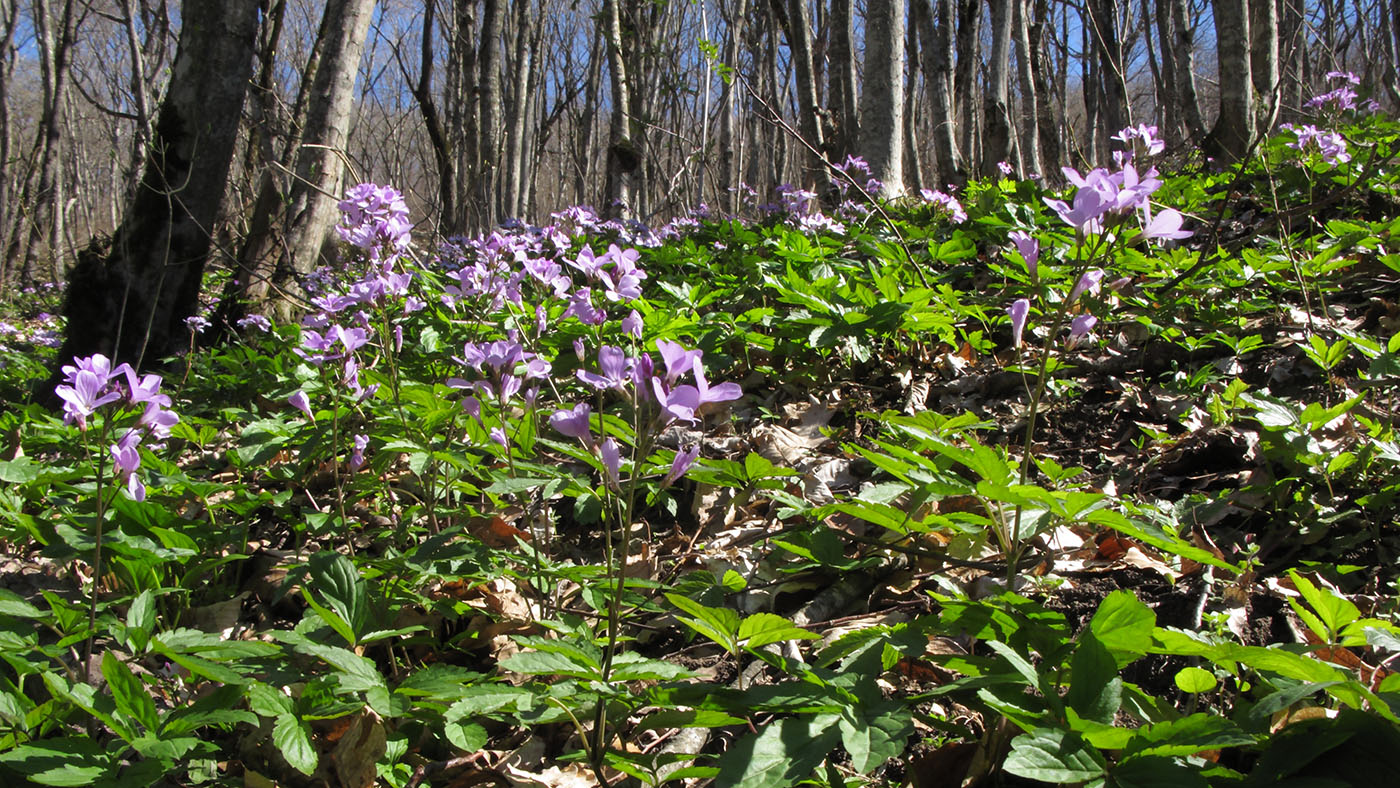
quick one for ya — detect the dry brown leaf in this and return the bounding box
[331,710,387,788]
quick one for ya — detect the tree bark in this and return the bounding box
[225,0,375,323]
[952,0,981,171]
[774,0,826,184]
[1249,0,1280,136]
[827,0,859,162]
[50,0,259,379]
[1208,0,1254,162]
[1027,0,1060,172]
[1170,0,1206,142]
[982,0,1015,176]
[915,0,961,186]
[603,0,638,217]
[860,0,905,196]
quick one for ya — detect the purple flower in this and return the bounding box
[919,189,968,223]
[1008,231,1038,280]
[577,345,631,391]
[490,427,509,449]
[562,288,606,325]
[550,402,594,442]
[663,445,700,487]
[650,379,702,424]
[622,309,643,339]
[1068,314,1098,348]
[997,161,1013,176]
[691,358,742,406]
[185,315,211,333]
[236,314,272,333]
[1069,269,1106,304]
[656,340,703,385]
[110,430,145,501]
[1140,205,1192,241]
[289,390,314,420]
[121,367,171,409]
[338,183,413,258]
[600,438,622,491]
[1044,187,1108,233]
[350,434,369,472]
[139,403,179,440]
[1007,299,1030,349]
[55,354,130,429]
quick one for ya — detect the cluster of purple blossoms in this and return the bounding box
[294,323,378,403]
[550,339,740,490]
[55,354,179,500]
[1004,124,1193,354]
[920,189,968,223]
[448,337,551,423]
[831,155,884,197]
[338,183,414,259]
[1282,123,1352,167]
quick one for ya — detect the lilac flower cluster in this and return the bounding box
[920,189,968,223]
[1004,125,1193,354]
[338,183,414,259]
[55,354,179,500]
[831,155,884,197]
[1282,123,1351,166]
[448,337,552,431]
[549,339,740,490]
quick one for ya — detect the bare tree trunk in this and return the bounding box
[1150,0,1180,143]
[226,0,375,323]
[861,0,905,195]
[1249,0,1280,135]
[474,0,505,229]
[504,0,535,220]
[915,0,961,185]
[0,0,20,289]
[1087,0,1129,153]
[717,0,746,212]
[50,0,258,380]
[575,24,603,207]
[952,0,981,171]
[1028,0,1060,172]
[1209,0,1254,162]
[603,0,638,217]
[827,0,858,161]
[1010,0,1040,177]
[1170,0,1206,141]
[413,0,456,235]
[775,0,826,184]
[982,0,1015,176]
[13,0,77,286]
[904,9,923,188]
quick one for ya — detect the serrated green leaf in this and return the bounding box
[667,593,740,652]
[839,702,912,773]
[637,708,747,731]
[0,588,43,619]
[739,613,820,650]
[499,650,602,680]
[273,713,317,775]
[1090,590,1155,667]
[1002,727,1106,783]
[1110,754,1211,788]
[1067,631,1122,723]
[102,651,158,735]
[1125,714,1256,758]
[715,714,842,788]
[307,551,368,645]
[0,737,113,786]
[445,721,487,751]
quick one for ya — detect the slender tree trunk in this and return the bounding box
[916,0,961,185]
[1087,0,1129,152]
[226,0,375,323]
[827,0,858,161]
[982,0,1014,176]
[413,0,455,235]
[952,0,981,171]
[775,0,826,184]
[603,0,638,217]
[861,0,905,195]
[504,0,535,219]
[1028,0,1060,172]
[1150,0,1180,143]
[1209,0,1254,162]
[717,0,746,212]
[1170,0,1206,141]
[0,0,21,289]
[1249,0,1280,136]
[49,0,259,380]
[474,0,505,229]
[575,24,603,207]
[904,10,923,188]
[13,0,76,286]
